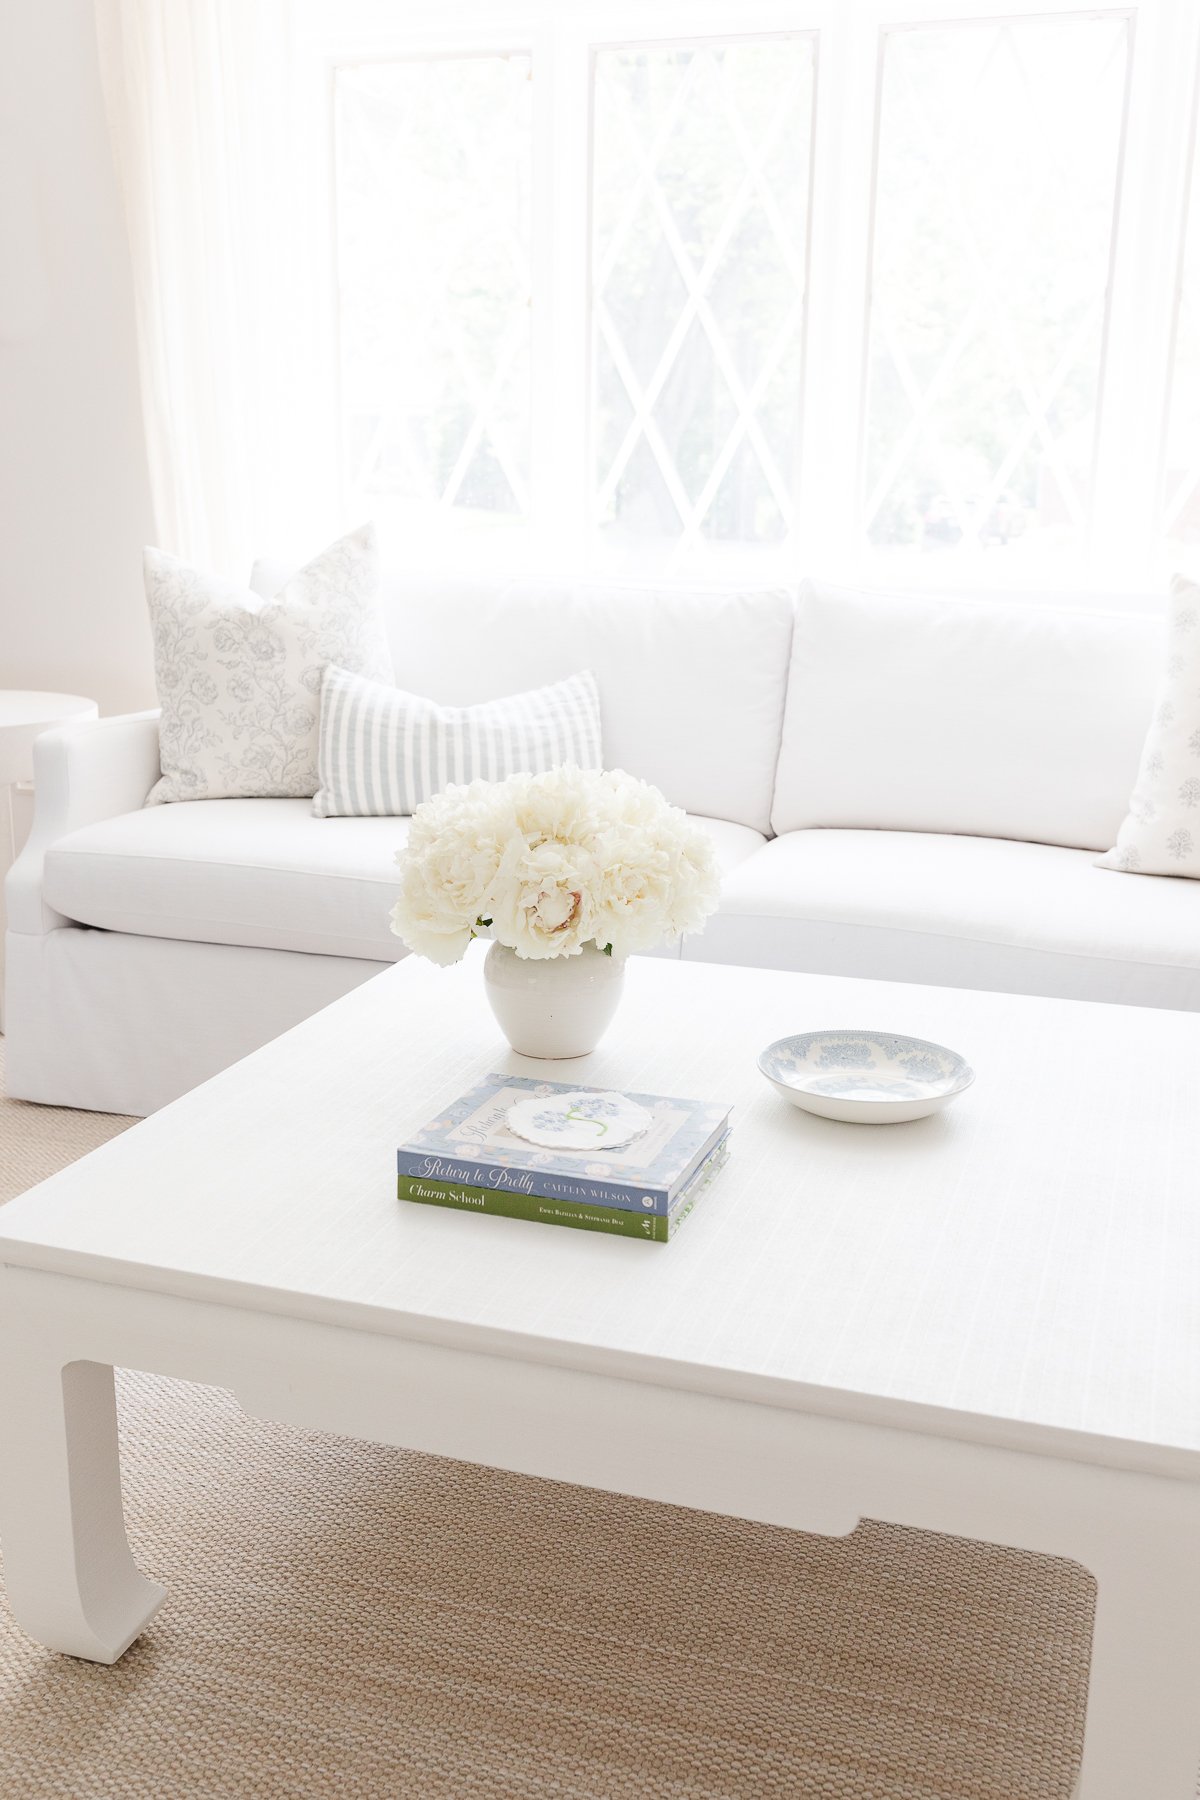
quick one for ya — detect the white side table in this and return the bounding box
[1,692,98,1029]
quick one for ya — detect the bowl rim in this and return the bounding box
[757,1028,976,1105]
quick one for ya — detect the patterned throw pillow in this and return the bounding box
[145,524,391,804]
[1100,573,1200,876]
[313,664,602,817]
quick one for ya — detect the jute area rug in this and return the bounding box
[0,1047,1157,1800]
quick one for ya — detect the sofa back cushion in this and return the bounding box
[771,582,1164,850]
[251,565,794,832]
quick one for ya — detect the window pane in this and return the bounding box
[334,55,532,532]
[1164,85,1200,549]
[591,37,815,566]
[864,17,1128,561]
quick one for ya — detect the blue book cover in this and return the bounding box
[397,1134,731,1242]
[397,1072,732,1216]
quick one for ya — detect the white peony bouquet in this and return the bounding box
[389,765,720,965]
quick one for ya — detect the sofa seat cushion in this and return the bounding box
[686,828,1200,1010]
[44,800,766,963]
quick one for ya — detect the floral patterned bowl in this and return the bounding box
[758,1030,974,1124]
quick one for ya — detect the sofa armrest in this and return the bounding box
[6,711,161,935]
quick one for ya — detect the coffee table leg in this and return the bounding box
[1073,1531,1200,1799]
[0,1356,166,1662]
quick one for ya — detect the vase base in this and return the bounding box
[483,941,625,1060]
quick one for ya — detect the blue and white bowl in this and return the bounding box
[758,1029,974,1124]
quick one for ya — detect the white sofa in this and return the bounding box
[6,572,1193,1117]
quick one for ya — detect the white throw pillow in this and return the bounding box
[1100,574,1200,877]
[145,524,391,804]
[313,665,602,817]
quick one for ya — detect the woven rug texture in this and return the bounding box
[0,1043,1163,1799]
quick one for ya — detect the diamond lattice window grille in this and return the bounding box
[334,55,533,525]
[862,16,1129,558]
[591,37,815,563]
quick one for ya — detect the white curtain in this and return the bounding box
[94,0,333,575]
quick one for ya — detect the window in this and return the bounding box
[864,16,1129,562]
[1163,36,1200,550]
[334,54,534,533]
[306,0,1200,591]
[591,37,816,565]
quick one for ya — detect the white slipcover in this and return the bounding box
[42,799,767,964]
[11,573,1198,1120]
[772,583,1162,849]
[688,829,1200,1010]
[252,564,795,835]
[4,928,381,1117]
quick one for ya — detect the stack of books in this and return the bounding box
[396,1072,731,1243]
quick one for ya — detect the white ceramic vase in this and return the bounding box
[483,941,625,1058]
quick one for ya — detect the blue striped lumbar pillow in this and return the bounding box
[313,664,603,817]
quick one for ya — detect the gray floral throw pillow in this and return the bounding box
[1099,572,1200,877]
[144,524,392,804]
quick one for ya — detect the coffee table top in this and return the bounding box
[3,951,1199,1477]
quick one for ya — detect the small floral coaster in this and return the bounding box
[506,1091,653,1152]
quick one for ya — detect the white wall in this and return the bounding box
[0,0,156,716]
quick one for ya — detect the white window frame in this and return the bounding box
[295,0,1200,593]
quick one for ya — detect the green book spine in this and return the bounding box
[398,1173,671,1241]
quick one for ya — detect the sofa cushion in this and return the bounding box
[252,562,794,834]
[147,525,391,805]
[314,663,602,818]
[685,828,1200,1010]
[1100,571,1200,877]
[43,799,766,963]
[771,582,1163,850]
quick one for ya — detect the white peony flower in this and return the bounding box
[388,764,720,963]
[489,835,601,959]
[389,778,513,965]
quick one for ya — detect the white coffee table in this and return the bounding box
[0,952,1197,1799]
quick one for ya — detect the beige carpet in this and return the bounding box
[0,1050,1109,1798]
